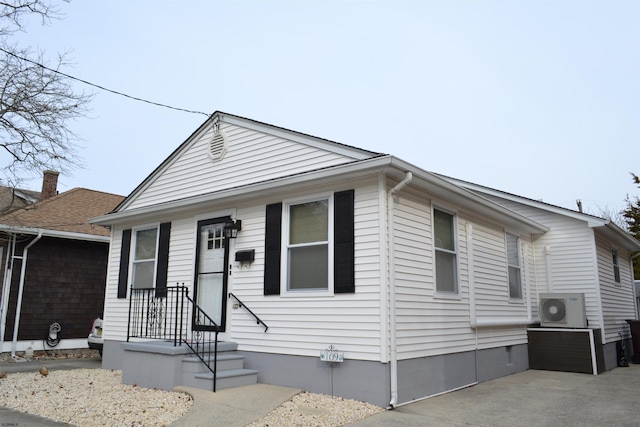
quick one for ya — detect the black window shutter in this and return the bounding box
[155,222,171,298]
[334,189,355,293]
[264,203,282,295]
[117,229,132,299]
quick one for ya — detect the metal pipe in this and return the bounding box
[0,233,16,353]
[11,230,43,358]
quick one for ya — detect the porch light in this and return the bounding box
[223,220,242,239]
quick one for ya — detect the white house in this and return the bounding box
[91,112,639,407]
[442,176,640,368]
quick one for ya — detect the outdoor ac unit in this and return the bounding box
[539,293,587,328]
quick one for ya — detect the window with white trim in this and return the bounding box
[434,208,458,293]
[506,232,522,299]
[612,249,621,284]
[286,197,331,291]
[131,227,158,289]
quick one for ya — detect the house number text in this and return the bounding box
[320,345,344,363]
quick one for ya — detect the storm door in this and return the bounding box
[194,217,231,332]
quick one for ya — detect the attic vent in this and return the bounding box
[208,130,228,161]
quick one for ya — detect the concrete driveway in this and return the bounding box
[346,364,640,426]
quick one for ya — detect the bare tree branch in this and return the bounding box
[0,0,88,185]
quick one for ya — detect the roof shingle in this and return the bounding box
[0,188,125,237]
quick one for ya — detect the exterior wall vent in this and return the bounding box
[208,130,228,161]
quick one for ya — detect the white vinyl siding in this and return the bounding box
[127,123,360,210]
[229,179,383,360]
[478,193,602,327]
[595,232,636,343]
[392,189,531,359]
[102,227,132,341]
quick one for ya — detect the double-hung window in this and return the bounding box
[612,249,621,284]
[286,198,330,291]
[434,208,458,294]
[506,232,522,299]
[131,227,158,289]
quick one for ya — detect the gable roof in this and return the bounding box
[115,111,385,212]
[439,174,640,252]
[0,188,125,241]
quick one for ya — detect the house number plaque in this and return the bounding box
[320,344,344,363]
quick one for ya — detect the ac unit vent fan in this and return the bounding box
[541,298,567,323]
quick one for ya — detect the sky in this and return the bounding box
[8,0,640,218]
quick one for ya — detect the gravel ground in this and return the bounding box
[247,391,384,427]
[0,369,193,427]
[0,365,383,427]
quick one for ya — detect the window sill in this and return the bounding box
[434,291,462,301]
[280,289,334,298]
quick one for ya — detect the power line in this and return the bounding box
[0,46,209,117]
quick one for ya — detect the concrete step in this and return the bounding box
[182,340,238,353]
[185,368,259,390]
[182,353,246,373]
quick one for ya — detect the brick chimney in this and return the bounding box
[41,170,59,200]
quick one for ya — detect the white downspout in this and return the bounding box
[0,233,16,353]
[388,171,412,409]
[11,231,43,358]
[467,224,477,326]
[545,245,553,292]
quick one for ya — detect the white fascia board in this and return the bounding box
[0,225,110,243]
[91,156,396,226]
[442,175,608,227]
[597,222,640,251]
[92,154,547,236]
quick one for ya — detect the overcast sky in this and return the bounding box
[10,0,640,217]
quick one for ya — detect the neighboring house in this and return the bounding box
[0,173,125,356]
[91,111,640,407]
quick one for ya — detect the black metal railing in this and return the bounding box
[127,285,220,392]
[182,292,220,392]
[229,292,269,332]
[127,286,188,345]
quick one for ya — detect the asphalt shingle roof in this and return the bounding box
[0,188,125,237]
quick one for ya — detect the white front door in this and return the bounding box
[194,218,230,332]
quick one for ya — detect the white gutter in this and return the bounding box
[0,225,110,243]
[387,171,412,409]
[11,230,43,358]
